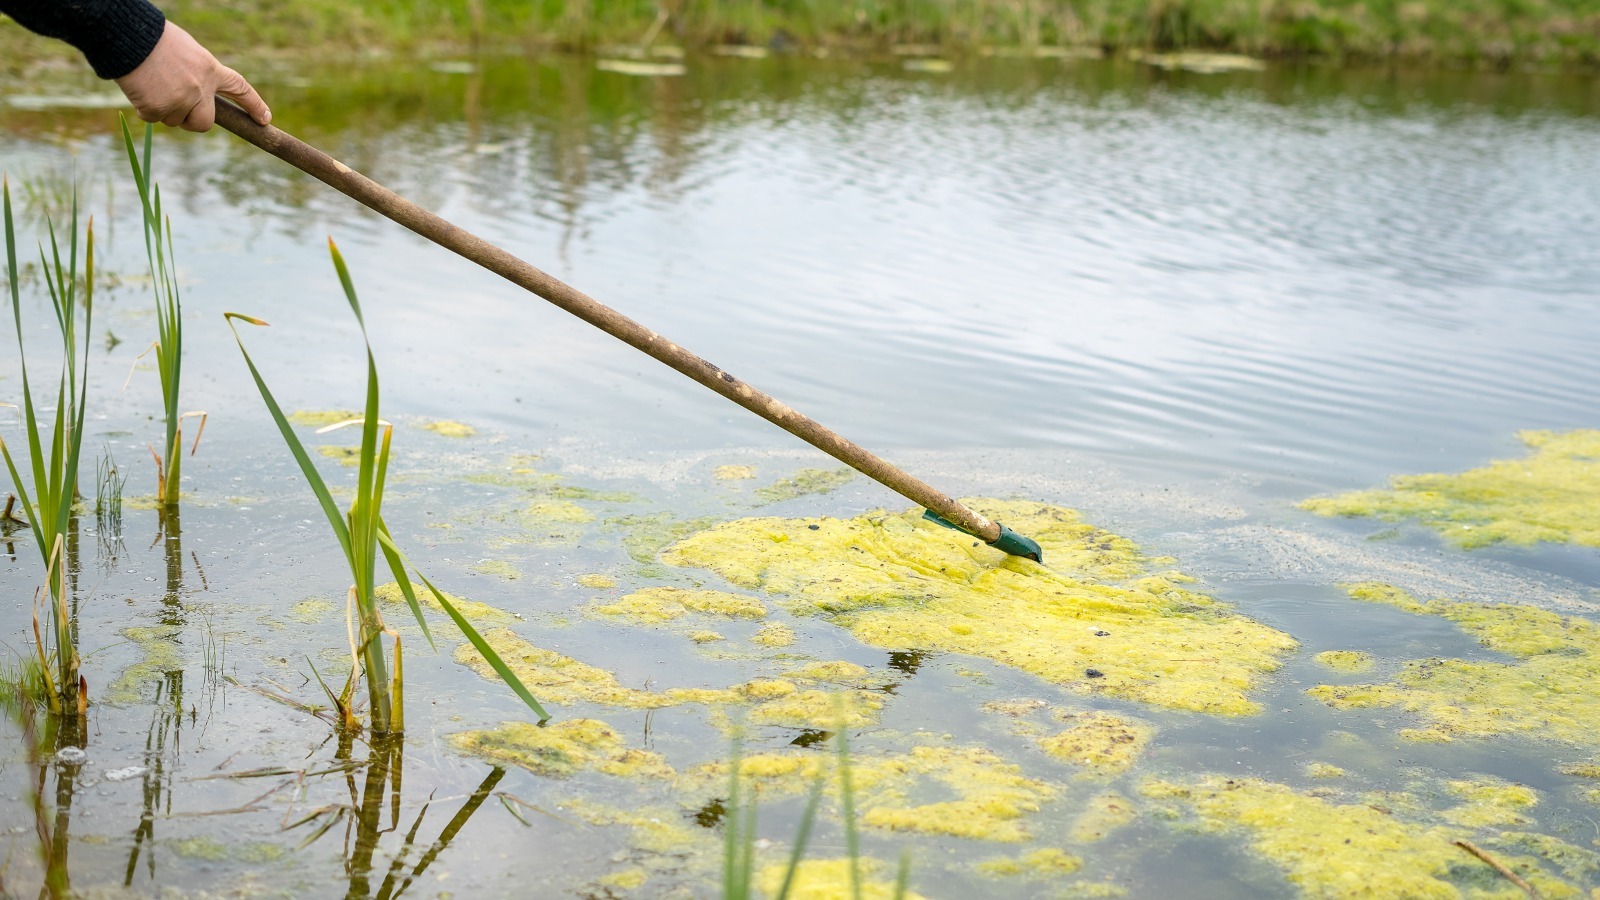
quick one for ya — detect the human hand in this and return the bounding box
[114,21,270,133]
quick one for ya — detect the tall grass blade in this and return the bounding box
[403,559,549,722]
[226,241,548,733]
[121,116,201,506]
[1,176,91,712]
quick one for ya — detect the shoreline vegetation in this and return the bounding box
[3,0,1600,74]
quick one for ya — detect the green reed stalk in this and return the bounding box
[120,117,203,508]
[226,239,547,734]
[0,178,92,714]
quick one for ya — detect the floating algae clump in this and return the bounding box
[976,847,1083,878]
[663,501,1296,715]
[714,465,757,480]
[754,859,927,900]
[1142,777,1467,898]
[577,573,617,589]
[1315,650,1375,673]
[450,719,672,779]
[1037,710,1155,775]
[290,409,358,427]
[105,626,183,704]
[1309,583,1600,746]
[754,466,856,503]
[694,745,1056,842]
[421,418,476,438]
[472,558,521,580]
[1300,429,1600,549]
[752,622,796,647]
[1069,792,1137,843]
[454,629,878,726]
[1441,777,1538,828]
[316,445,361,467]
[1142,776,1581,898]
[290,598,335,625]
[374,581,512,623]
[590,587,766,624]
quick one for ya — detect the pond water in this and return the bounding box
[2,52,1600,897]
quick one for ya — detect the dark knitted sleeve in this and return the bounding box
[0,0,167,79]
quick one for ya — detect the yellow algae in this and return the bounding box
[455,630,674,708]
[787,660,872,685]
[604,513,720,566]
[420,418,476,438]
[1068,792,1136,843]
[745,689,883,729]
[1497,832,1600,882]
[754,467,856,503]
[472,558,521,581]
[688,630,725,644]
[1441,777,1537,828]
[316,445,361,467]
[1038,710,1155,775]
[1309,583,1600,746]
[1300,430,1600,549]
[753,622,796,647]
[664,500,1295,715]
[698,745,1054,843]
[597,867,649,890]
[518,500,594,542]
[449,719,672,779]
[289,409,358,427]
[105,626,182,704]
[290,598,335,625]
[455,630,857,724]
[755,859,927,900]
[375,581,512,624]
[1316,650,1376,673]
[714,465,757,480]
[591,586,767,624]
[561,799,707,856]
[1306,763,1346,779]
[577,573,617,589]
[1142,776,1466,898]
[976,847,1083,878]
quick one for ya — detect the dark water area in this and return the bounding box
[1,52,1599,897]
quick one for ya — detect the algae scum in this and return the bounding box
[0,221,1595,883]
[0,428,1593,895]
[10,345,1600,900]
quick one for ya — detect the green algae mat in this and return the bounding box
[1302,429,1600,549]
[18,439,1600,898]
[421,451,1600,898]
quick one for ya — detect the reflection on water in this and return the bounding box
[5,55,1598,490]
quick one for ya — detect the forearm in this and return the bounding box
[0,0,166,78]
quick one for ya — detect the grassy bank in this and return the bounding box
[5,0,1600,70]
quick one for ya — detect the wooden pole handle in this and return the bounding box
[212,99,1012,548]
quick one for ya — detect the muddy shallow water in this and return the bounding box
[2,53,1600,897]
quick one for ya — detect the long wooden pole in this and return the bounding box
[213,100,1040,560]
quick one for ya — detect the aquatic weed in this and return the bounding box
[120,117,205,508]
[0,177,93,714]
[225,239,548,734]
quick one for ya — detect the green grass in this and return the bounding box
[128,0,1600,69]
[121,118,205,509]
[226,239,548,735]
[0,178,92,716]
